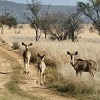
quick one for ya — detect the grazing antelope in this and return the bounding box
[36,54,46,85]
[67,51,97,77]
[22,42,33,74]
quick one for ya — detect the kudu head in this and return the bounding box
[67,51,78,65]
[37,53,46,61]
[22,42,33,51]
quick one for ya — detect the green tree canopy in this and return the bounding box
[77,0,100,35]
[0,11,18,34]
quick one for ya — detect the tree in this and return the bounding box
[63,10,83,42]
[77,0,100,35]
[26,0,42,41]
[0,12,9,34]
[0,10,18,34]
[40,10,83,42]
[49,12,66,41]
[40,11,66,41]
[40,9,51,39]
[14,25,23,34]
[6,16,18,29]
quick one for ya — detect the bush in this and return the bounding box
[47,75,97,99]
[57,82,94,95]
[12,42,20,50]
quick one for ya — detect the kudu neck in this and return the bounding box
[41,58,44,62]
[70,57,76,67]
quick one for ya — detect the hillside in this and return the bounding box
[0,0,75,23]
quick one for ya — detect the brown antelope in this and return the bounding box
[36,54,46,85]
[67,51,97,77]
[22,42,33,74]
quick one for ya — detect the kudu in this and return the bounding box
[36,54,46,85]
[22,42,33,74]
[67,51,97,77]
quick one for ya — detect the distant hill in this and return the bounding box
[0,0,89,23]
[0,0,31,23]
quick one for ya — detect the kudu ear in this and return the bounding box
[22,42,26,46]
[28,43,33,46]
[67,51,71,55]
[74,51,78,55]
[43,54,46,58]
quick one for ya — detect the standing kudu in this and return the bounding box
[22,42,33,74]
[36,54,46,85]
[67,51,97,77]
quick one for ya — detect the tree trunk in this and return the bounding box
[1,26,5,34]
[63,32,68,40]
[1,25,7,34]
[44,31,48,39]
[35,29,41,41]
[1,27,3,34]
[45,33,47,39]
[14,28,17,34]
[71,31,75,42]
[36,30,38,41]
[18,28,21,34]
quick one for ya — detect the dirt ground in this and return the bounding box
[0,45,75,100]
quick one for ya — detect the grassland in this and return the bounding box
[27,41,100,100]
[0,24,100,100]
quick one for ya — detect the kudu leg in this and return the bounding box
[26,63,29,74]
[36,70,39,84]
[76,71,79,76]
[80,71,82,76]
[89,70,94,77]
[27,62,30,74]
[40,73,43,85]
[43,74,46,85]
[23,62,27,74]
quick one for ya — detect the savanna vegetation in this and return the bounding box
[0,0,100,100]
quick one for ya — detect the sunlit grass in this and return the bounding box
[19,40,100,100]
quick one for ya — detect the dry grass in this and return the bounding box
[27,41,100,100]
[1,24,100,100]
[17,40,100,100]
